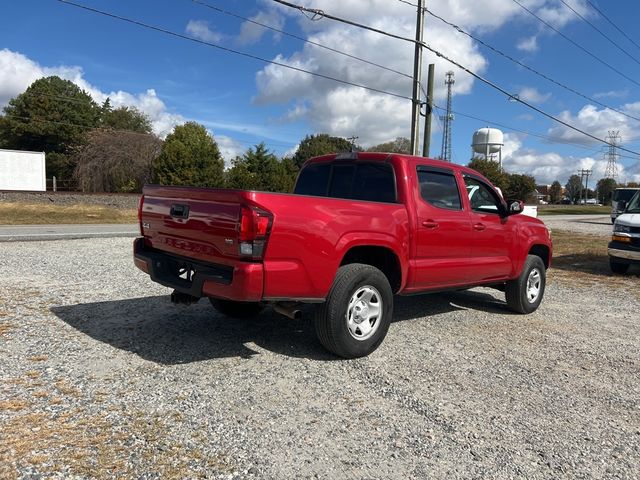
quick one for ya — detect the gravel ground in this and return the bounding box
[0,238,638,479]
[539,214,613,237]
[0,192,140,209]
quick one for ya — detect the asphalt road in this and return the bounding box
[538,214,612,236]
[0,223,138,242]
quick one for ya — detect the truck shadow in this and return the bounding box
[50,289,510,364]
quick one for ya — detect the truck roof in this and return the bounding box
[304,152,493,184]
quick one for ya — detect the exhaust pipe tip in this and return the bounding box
[170,290,200,305]
[274,302,303,320]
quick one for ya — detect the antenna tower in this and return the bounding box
[440,71,455,162]
[604,130,620,181]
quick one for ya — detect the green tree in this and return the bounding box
[596,178,617,205]
[0,76,100,179]
[549,180,562,204]
[467,158,509,192]
[505,173,537,202]
[565,174,583,204]
[292,134,355,168]
[624,181,639,188]
[367,137,411,154]
[226,143,295,192]
[152,122,224,187]
[100,101,152,133]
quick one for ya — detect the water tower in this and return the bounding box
[472,127,504,167]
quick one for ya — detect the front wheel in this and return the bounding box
[505,255,546,314]
[609,258,630,274]
[314,264,393,358]
[209,298,264,318]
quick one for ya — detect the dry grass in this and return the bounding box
[27,355,48,362]
[550,229,639,293]
[0,404,234,479]
[0,202,137,225]
[0,322,12,338]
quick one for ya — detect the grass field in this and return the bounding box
[538,205,610,215]
[0,203,137,225]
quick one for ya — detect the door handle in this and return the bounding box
[473,223,486,231]
[422,220,439,229]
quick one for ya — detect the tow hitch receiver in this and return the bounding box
[170,290,200,305]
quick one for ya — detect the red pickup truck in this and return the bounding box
[134,152,552,358]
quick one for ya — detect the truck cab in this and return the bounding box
[609,189,640,273]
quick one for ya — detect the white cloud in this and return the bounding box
[0,48,184,138]
[517,86,551,103]
[547,104,640,146]
[537,0,592,29]
[253,2,495,146]
[215,135,245,168]
[237,10,286,45]
[517,35,539,52]
[501,133,640,184]
[594,89,629,100]
[186,20,223,43]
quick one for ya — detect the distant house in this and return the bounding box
[535,185,550,204]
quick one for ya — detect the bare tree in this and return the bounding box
[74,129,162,193]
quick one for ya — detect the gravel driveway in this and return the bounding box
[1,238,638,479]
[539,214,612,237]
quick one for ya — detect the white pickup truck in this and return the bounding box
[609,189,640,273]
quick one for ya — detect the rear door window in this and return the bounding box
[417,167,462,210]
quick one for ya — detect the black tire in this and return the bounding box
[609,258,630,274]
[209,298,264,318]
[505,255,546,314]
[314,264,393,359]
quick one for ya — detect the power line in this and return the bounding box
[432,105,638,161]
[57,0,640,157]
[273,0,640,156]
[510,0,640,88]
[557,0,640,67]
[55,0,412,101]
[585,0,640,52]
[424,8,640,123]
[189,0,412,80]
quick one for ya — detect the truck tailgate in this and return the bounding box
[141,185,251,265]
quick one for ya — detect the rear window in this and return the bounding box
[294,162,396,203]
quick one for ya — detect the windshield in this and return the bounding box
[626,190,640,213]
[613,188,639,202]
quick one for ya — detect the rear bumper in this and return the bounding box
[133,237,264,301]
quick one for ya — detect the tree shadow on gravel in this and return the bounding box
[51,289,511,364]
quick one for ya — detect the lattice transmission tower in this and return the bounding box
[604,130,620,181]
[440,71,455,162]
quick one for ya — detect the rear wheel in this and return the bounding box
[609,258,630,274]
[209,298,264,318]
[314,264,393,358]
[505,255,546,314]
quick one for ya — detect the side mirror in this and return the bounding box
[619,200,628,211]
[509,200,524,215]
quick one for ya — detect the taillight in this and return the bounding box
[138,195,145,235]
[239,205,273,260]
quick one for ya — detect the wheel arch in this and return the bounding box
[339,245,403,294]
[528,244,551,269]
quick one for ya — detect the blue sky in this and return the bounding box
[2,0,640,184]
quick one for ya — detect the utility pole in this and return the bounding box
[410,0,425,156]
[578,168,592,204]
[422,63,435,158]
